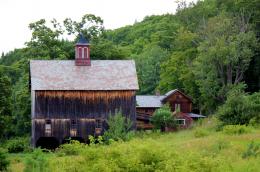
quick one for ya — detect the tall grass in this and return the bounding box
[6,118,260,172]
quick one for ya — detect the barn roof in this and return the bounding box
[30,60,139,91]
[136,95,165,108]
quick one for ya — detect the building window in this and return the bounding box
[95,119,102,129]
[175,104,181,111]
[78,47,82,58]
[81,47,84,59]
[70,119,77,137]
[95,119,102,135]
[45,119,51,136]
[175,119,185,125]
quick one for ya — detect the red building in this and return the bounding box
[136,89,205,130]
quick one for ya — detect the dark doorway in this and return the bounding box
[36,137,60,149]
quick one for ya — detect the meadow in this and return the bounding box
[4,119,260,172]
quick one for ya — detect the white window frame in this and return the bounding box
[175,119,186,125]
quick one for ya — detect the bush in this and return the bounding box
[0,148,9,171]
[222,125,251,135]
[217,90,260,125]
[103,111,134,142]
[194,128,209,138]
[242,141,260,159]
[57,140,85,156]
[151,104,176,131]
[6,137,30,153]
[24,148,49,172]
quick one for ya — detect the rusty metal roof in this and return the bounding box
[30,60,139,91]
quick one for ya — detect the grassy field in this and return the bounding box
[7,119,260,172]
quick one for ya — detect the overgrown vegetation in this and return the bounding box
[0,0,259,141]
[151,104,176,131]
[0,148,9,171]
[4,118,260,172]
[103,111,134,142]
[217,89,260,125]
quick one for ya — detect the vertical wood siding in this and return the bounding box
[32,90,136,146]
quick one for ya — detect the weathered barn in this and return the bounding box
[136,89,205,130]
[30,35,139,148]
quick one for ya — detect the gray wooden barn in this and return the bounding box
[29,35,139,148]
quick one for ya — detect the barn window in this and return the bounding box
[78,47,82,58]
[95,119,102,129]
[95,119,102,135]
[70,119,77,137]
[45,120,51,136]
[175,103,181,111]
[175,119,185,125]
[81,47,84,58]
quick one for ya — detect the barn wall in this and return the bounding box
[136,107,157,130]
[32,90,136,146]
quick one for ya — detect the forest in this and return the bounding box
[0,0,260,161]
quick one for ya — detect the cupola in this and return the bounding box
[75,34,90,66]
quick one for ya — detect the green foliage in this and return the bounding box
[222,125,251,135]
[194,13,258,113]
[158,27,200,108]
[194,128,209,138]
[103,111,133,142]
[0,148,10,171]
[5,137,30,153]
[63,14,104,39]
[24,148,49,172]
[0,70,12,139]
[151,104,176,130]
[7,120,260,172]
[57,140,85,156]
[217,89,260,125]
[242,141,260,159]
[212,139,230,152]
[135,45,169,94]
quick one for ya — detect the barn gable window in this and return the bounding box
[45,119,51,136]
[175,103,181,111]
[70,119,77,137]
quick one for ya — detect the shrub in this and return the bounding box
[24,148,49,172]
[151,104,176,131]
[217,90,260,125]
[6,137,30,153]
[0,148,9,171]
[242,141,260,159]
[194,128,209,138]
[103,111,133,142]
[57,140,84,156]
[222,125,251,135]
